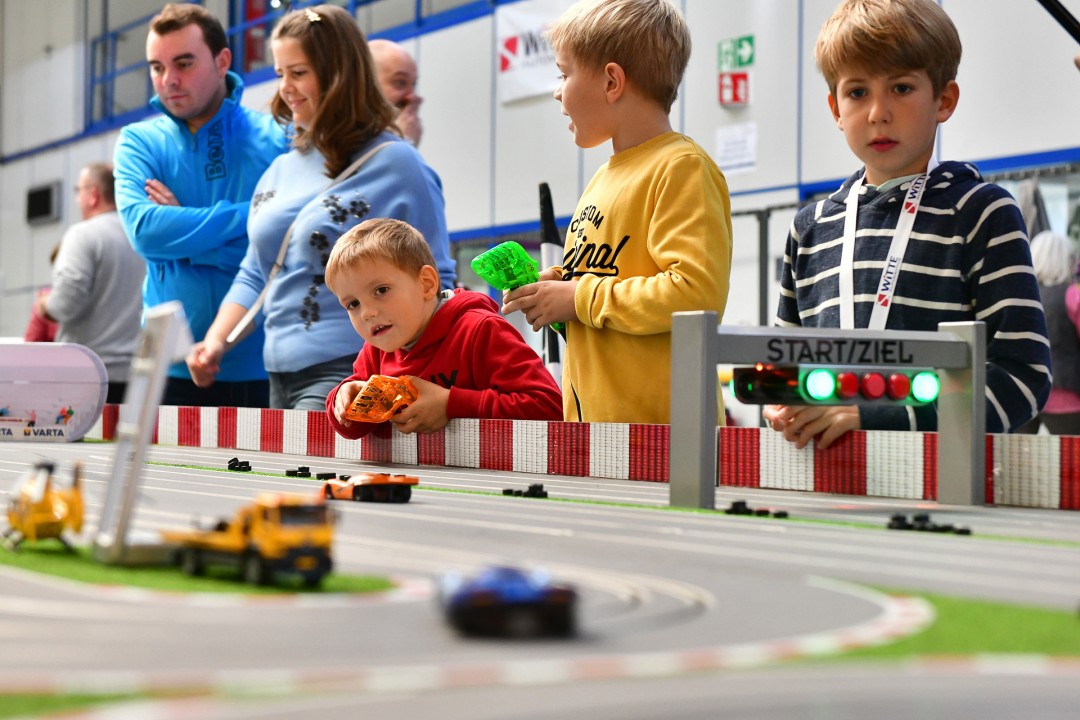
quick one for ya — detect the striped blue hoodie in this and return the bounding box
[777,161,1051,432]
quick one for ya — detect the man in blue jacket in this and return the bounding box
[114,3,286,407]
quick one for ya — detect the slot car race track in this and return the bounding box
[0,441,1078,719]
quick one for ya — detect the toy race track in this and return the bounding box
[1,440,1078,720]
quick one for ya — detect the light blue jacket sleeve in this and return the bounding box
[223,227,269,311]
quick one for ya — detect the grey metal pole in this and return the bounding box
[669,311,718,509]
[936,321,986,505]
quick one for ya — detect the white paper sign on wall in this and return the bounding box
[496,0,571,104]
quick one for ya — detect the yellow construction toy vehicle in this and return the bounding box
[3,461,84,551]
[161,493,335,588]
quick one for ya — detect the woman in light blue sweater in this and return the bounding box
[186,4,454,410]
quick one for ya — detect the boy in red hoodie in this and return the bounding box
[325,218,563,438]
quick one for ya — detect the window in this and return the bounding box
[84,0,493,132]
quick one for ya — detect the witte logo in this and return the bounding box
[499,29,554,73]
[903,175,927,214]
[877,254,902,306]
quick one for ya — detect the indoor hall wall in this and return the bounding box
[942,0,1080,165]
[415,20,498,233]
[472,0,803,232]
[683,0,802,331]
[800,0,1080,186]
[1,1,85,156]
[3,0,1080,337]
[0,0,90,337]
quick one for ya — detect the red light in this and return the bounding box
[836,372,860,399]
[861,373,886,399]
[887,373,911,400]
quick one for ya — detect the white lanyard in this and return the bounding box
[839,169,930,330]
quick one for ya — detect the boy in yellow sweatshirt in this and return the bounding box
[503,0,732,424]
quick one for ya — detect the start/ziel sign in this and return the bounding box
[765,337,916,366]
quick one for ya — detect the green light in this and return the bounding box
[911,371,940,402]
[804,369,836,401]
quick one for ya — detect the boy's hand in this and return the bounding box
[502,276,577,332]
[333,380,367,428]
[763,404,860,450]
[390,376,449,434]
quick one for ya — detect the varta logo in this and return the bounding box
[20,428,65,438]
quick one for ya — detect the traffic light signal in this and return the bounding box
[731,364,941,406]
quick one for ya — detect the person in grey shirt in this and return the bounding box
[36,162,146,403]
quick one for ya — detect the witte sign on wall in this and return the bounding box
[496,0,571,104]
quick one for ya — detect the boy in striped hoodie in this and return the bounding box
[766,0,1050,449]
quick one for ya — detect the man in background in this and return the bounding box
[113,3,286,407]
[36,163,145,403]
[370,39,423,146]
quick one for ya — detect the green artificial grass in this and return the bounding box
[0,542,392,595]
[0,695,149,716]
[834,589,1080,660]
[0,694,139,719]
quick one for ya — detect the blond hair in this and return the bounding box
[815,0,961,97]
[325,218,436,295]
[546,0,689,113]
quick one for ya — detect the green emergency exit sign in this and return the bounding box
[718,35,754,71]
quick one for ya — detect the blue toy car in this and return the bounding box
[438,565,577,637]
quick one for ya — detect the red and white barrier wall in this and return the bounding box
[86,406,1079,511]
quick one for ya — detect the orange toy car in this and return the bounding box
[323,472,419,503]
[344,375,419,423]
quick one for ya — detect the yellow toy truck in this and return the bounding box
[3,461,83,550]
[161,493,335,588]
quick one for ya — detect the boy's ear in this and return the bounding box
[603,62,626,104]
[418,265,440,300]
[828,93,843,129]
[936,80,960,124]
